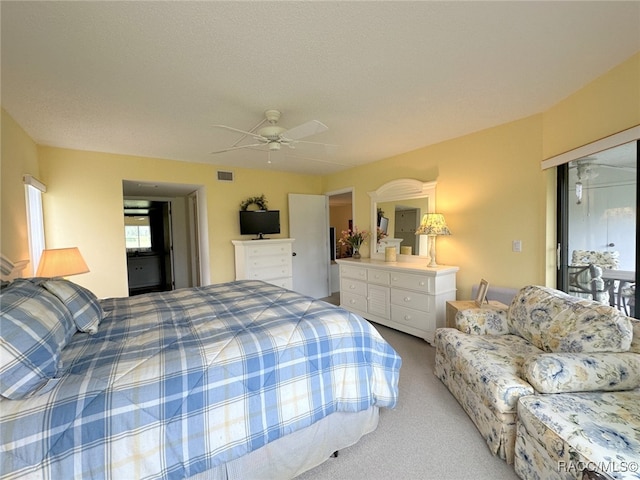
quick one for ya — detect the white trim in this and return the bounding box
[541,126,640,170]
[23,174,47,192]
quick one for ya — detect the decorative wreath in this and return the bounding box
[240,194,268,211]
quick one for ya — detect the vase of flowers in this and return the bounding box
[339,227,370,259]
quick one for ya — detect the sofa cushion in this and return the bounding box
[508,285,632,353]
[517,391,640,479]
[435,328,541,414]
[455,307,509,335]
[524,352,640,394]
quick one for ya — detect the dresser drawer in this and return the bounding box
[247,254,289,269]
[246,244,291,257]
[249,264,291,281]
[340,264,368,281]
[391,304,434,331]
[341,291,367,312]
[367,268,390,285]
[390,271,432,293]
[390,288,432,312]
[267,277,293,290]
[341,278,367,297]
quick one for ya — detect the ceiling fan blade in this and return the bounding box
[212,124,266,142]
[282,120,328,141]
[210,143,265,155]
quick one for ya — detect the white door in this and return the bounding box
[288,194,330,298]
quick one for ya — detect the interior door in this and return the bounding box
[288,193,330,298]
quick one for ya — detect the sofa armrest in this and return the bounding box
[524,352,640,394]
[455,307,509,335]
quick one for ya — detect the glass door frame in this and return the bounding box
[555,140,639,319]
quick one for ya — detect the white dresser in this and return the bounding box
[336,258,458,344]
[232,238,295,289]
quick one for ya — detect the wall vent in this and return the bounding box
[217,170,234,182]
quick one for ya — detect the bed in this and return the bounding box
[0,275,401,479]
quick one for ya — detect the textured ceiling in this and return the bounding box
[2,1,639,176]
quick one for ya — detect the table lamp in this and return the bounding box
[36,247,89,278]
[416,213,451,267]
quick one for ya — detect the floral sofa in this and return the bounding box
[434,285,640,479]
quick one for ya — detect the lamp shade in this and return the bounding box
[36,247,89,278]
[415,213,451,236]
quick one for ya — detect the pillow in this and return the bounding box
[508,286,632,353]
[41,279,103,334]
[0,280,76,399]
[524,352,640,394]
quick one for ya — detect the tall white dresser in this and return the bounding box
[232,238,294,289]
[336,258,458,344]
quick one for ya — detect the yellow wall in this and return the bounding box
[1,108,40,269]
[37,147,322,297]
[543,52,640,159]
[323,115,546,298]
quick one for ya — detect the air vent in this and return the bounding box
[217,170,234,182]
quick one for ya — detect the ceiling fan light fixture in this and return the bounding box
[258,124,286,141]
[268,141,281,151]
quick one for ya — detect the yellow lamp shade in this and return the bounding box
[36,247,89,278]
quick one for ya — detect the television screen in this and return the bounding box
[239,210,280,239]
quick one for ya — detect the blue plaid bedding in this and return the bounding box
[1,280,401,479]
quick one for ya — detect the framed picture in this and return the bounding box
[475,279,489,307]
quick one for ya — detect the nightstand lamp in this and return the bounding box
[416,213,451,267]
[36,247,89,278]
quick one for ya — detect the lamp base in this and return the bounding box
[428,235,438,268]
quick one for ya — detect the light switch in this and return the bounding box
[512,240,522,253]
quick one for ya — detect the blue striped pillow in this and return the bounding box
[0,280,76,399]
[42,279,103,334]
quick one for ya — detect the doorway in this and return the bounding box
[328,189,354,294]
[122,180,205,296]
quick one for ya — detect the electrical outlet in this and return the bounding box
[512,240,522,253]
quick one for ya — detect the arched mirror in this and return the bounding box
[368,179,437,260]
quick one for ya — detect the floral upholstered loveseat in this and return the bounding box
[434,285,639,478]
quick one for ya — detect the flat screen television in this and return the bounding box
[239,210,280,239]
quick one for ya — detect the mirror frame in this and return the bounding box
[368,179,437,260]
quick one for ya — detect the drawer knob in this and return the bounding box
[404,296,411,302]
[404,315,412,321]
[419,281,425,286]
[350,299,357,304]
[350,285,356,289]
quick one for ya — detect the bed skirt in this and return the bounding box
[189,406,380,480]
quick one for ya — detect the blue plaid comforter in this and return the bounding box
[1,280,401,479]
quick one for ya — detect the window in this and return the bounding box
[23,175,46,275]
[125,216,152,250]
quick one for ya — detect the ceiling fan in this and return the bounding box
[571,157,636,180]
[211,109,333,155]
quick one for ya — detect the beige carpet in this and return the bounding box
[296,318,519,480]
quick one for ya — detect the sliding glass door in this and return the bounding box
[557,140,638,318]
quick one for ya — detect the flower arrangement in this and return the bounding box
[377,226,388,243]
[339,227,370,258]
